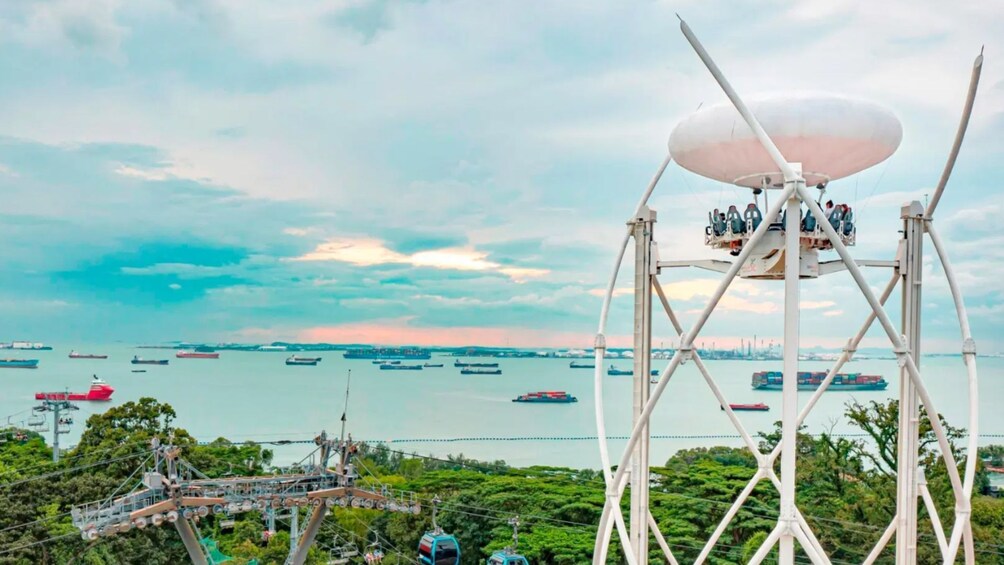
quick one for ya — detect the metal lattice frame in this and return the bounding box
[592,18,983,565]
[72,432,421,565]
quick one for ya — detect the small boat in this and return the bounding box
[380,364,423,370]
[461,368,502,375]
[423,363,444,368]
[722,403,770,412]
[0,359,38,369]
[286,356,322,366]
[36,377,114,402]
[607,365,632,376]
[569,361,595,369]
[176,350,220,359]
[69,351,108,359]
[513,391,578,403]
[454,360,499,368]
[131,369,147,373]
[131,356,168,365]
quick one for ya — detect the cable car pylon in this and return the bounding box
[592,15,984,565]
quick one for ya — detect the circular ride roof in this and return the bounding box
[668,93,903,188]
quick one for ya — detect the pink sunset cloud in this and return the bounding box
[295,319,599,349]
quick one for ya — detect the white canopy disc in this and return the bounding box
[668,93,903,188]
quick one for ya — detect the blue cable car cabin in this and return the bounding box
[487,551,529,565]
[418,532,460,565]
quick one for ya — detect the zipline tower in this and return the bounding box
[71,431,420,565]
[592,17,984,565]
[33,396,79,463]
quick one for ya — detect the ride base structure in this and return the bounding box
[591,17,983,565]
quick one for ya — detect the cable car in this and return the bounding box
[486,517,529,565]
[487,553,528,565]
[418,496,460,565]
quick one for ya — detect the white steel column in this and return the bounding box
[175,519,209,565]
[629,206,655,563]
[896,201,924,563]
[780,175,804,564]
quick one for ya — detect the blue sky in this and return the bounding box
[0,1,1001,351]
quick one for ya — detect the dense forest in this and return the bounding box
[1,398,1002,564]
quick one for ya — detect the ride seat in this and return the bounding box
[744,203,763,232]
[709,208,726,236]
[780,207,802,230]
[802,210,817,232]
[842,207,854,236]
[726,205,744,234]
[828,205,844,231]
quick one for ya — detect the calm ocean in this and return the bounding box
[3,344,1000,469]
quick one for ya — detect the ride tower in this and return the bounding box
[592,18,984,565]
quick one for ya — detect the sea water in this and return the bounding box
[2,344,1000,469]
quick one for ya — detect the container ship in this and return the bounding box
[380,364,423,371]
[513,391,578,403]
[36,377,114,402]
[343,347,431,360]
[454,360,499,368]
[69,351,108,359]
[0,359,38,369]
[751,371,887,391]
[176,350,220,359]
[286,356,321,366]
[461,368,502,375]
[131,356,169,365]
[569,361,595,369]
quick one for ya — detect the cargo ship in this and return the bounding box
[0,359,38,369]
[36,377,114,402]
[423,363,444,368]
[6,341,53,350]
[722,403,769,411]
[751,371,887,391]
[132,356,168,365]
[344,348,431,360]
[380,364,423,371]
[454,360,499,368]
[513,391,578,403]
[461,368,502,375]
[176,350,220,359]
[607,366,661,376]
[286,356,321,366]
[69,351,108,359]
[569,361,595,369]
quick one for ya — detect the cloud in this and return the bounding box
[291,237,549,282]
[114,164,171,181]
[800,300,836,310]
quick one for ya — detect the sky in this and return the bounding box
[0,0,1001,352]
